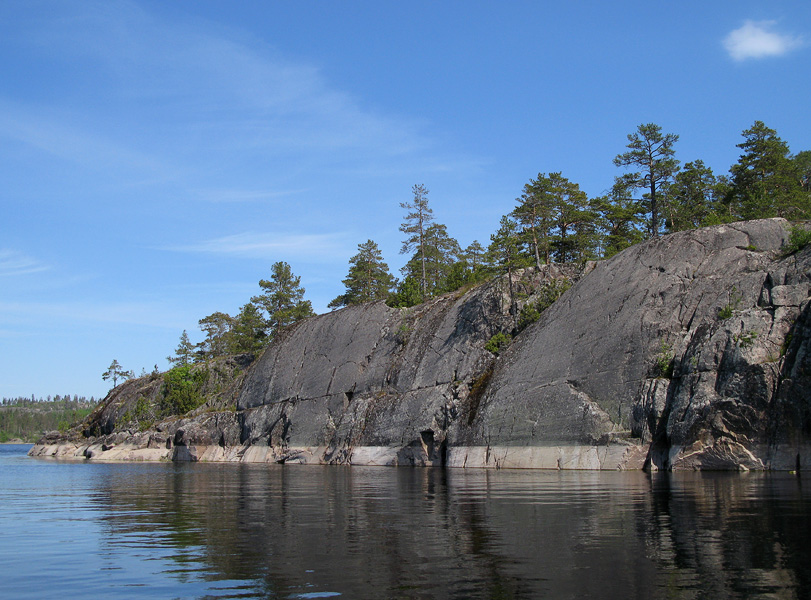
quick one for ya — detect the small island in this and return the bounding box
[30,123,811,471]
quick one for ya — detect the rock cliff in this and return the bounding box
[30,219,811,470]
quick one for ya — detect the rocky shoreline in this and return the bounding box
[30,219,811,471]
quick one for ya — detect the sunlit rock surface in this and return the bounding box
[30,219,811,470]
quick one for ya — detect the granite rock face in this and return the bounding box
[30,219,811,470]
[234,263,581,466]
[460,219,811,470]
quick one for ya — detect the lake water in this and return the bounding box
[1,444,810,599]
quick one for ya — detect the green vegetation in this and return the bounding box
[167,330,196,367]
[652,341,675,379]
[125,119,808,383]
[613,123,681,238]
[734,330,759,349]
[0,396,98,442]
[121,396,156,432]
[329,239,395,308]
[485,332,512,356]
[102,359,133,388]
[399,183,437,301]
[395,321,412,345]
[717,304,734,320]
[517,279,573,332]
[783,225,811,256]
[387,276,422,309]
[251,261,315,339]
[160,365,209,416]
[781,332,794,357]
[728,121,810,220]
[718,286,742,320]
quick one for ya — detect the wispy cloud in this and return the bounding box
[21,0,433,160]
[168,232,351,261]
[0,250,49,277]
[723,20,804,61]
[0,0,460,208]
[0,100,180,186]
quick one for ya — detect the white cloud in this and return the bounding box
[169,232,351,261]
[723,20,804,61]
[0,250,49,277]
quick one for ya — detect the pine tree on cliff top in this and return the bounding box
[399,184,434,300]
[329,239,395,309]
[614,123,680,238]
[251,261,314,339]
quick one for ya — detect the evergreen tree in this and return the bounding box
[251,261,314,338]
[329,239,395,309]
[228,303,268,354]
[464,240,487,274]
[546,172,593,262]
[198,311,234,358]
[487,215,528,328]
[512,175,555,267]
[401,223,461,297]
[167,330,197,367]
[437,240,490,293]
[512,172,596,264]
[102,359,132,388]
[592,178,645,258]
[728,121,810,219]
[399,184,435,299]
[387,276,422,308]
[614,123,680,237]
[662,160,727,231]
[795,150,811,193]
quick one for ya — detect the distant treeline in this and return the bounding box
[0,396,99,443]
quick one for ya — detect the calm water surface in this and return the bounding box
[1,444,810,599]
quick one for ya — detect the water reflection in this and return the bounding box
[82,464,811,599]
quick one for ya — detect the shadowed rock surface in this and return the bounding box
[30,219,811,470]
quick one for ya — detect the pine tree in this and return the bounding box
[592,178,645,258]
[329,240,395,309]
[251,261,314,338]
[512,175,555,267]
[198,311,234,358]
[795,151,811,193]
[387,275,423,308]
[614,123,680,237]
[487,215,528,328]
[228,303,267,354]
[728,121,810,220]
[401,223,461,297]
[167,330,197,367]
[464,240,486,273]
[399,184,434,299]
[663,160,725,231]
[102,359,131,388]
[546,172,593,263]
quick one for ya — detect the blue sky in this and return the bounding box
[2,1,809,400]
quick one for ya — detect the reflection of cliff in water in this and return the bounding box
[89,465,811,599]
[643,473,810,598]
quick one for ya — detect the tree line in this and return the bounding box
[162,120,809,366]
[0,396,99,442]
[2,395,98,407]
